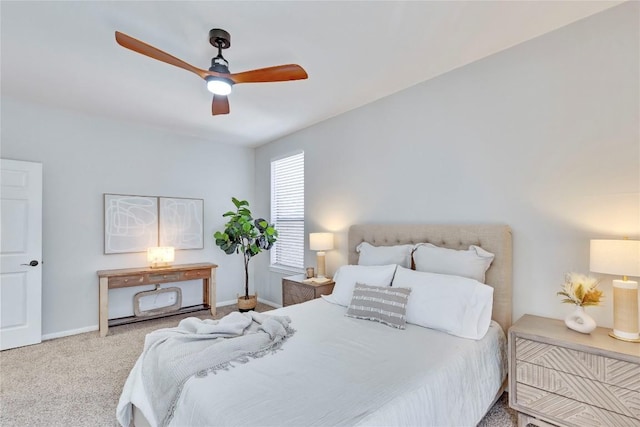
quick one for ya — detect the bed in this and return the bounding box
[118,224,513,427]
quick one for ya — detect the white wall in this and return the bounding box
[1,97,255,337]
[254,3,639,328]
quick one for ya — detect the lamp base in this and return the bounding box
[608,331,640,343]
[610,279,639,343]
[316,251,327,279]
[150,263,172,269]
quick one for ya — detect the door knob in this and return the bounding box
[21,260,39,267]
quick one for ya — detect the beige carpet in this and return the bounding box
[1,303,517,427]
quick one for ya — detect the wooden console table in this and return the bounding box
[97,262,217,337]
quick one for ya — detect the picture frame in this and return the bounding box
[159,197,204,249]
[103,194,158,254]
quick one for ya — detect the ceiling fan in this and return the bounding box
[115,29,308,115]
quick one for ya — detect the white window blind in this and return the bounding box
[271,152,304,270]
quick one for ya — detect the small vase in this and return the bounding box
[565,305,596,334]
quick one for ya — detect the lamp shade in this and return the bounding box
[309,232,334,251]
[590,239,640,277]
[147,246,175,268]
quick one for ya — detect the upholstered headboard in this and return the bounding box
[348,224,513,333]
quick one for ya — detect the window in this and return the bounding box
[271,152,304,270]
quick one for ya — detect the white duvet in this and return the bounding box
[118,298,507,427]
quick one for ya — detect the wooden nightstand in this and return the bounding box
[282,274,335,307]
[509,314,640,427]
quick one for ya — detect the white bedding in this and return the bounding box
[118,298,507,427]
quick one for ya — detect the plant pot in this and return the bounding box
[237,294,257,312]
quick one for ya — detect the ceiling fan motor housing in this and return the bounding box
[210,57,230,73]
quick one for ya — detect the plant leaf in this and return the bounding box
[232,197,248,208]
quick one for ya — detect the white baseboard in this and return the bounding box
[42,325,98,341]
[258,297,281,308]
[216,299,237,307]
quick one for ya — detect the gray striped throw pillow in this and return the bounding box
[345,283,411,329]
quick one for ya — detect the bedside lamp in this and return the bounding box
[590,239,640,342]
[147,246,175,269]
[309,232,334,279]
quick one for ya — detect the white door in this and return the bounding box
[0,159,43,350]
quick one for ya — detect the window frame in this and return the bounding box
[270,151,305,272]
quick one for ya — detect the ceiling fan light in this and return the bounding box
[206,77,232,96]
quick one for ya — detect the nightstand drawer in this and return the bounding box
[516,337,640,391]
[516,361,640,418]
[516,383,639,427]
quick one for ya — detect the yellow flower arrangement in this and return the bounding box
[557,272,603,306]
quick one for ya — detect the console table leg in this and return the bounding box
[209,267,216,316]
[99,277,109,337]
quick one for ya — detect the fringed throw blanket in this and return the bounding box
[132,311,294,427]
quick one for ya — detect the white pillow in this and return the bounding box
[356,242,414,268]
[412,243,494,283]
[392,266,494,340]
[324,264,397,307]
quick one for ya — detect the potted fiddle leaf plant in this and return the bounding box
[214,197,278,312]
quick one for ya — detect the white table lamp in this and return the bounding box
[590,239,640,342]
[147,246,175,269]
[310,232,334,279]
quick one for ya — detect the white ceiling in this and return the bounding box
[1,1,622,147]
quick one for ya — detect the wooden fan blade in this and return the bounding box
[228,64,308,84]
[212,95,230,115]
[115,31,209,79]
